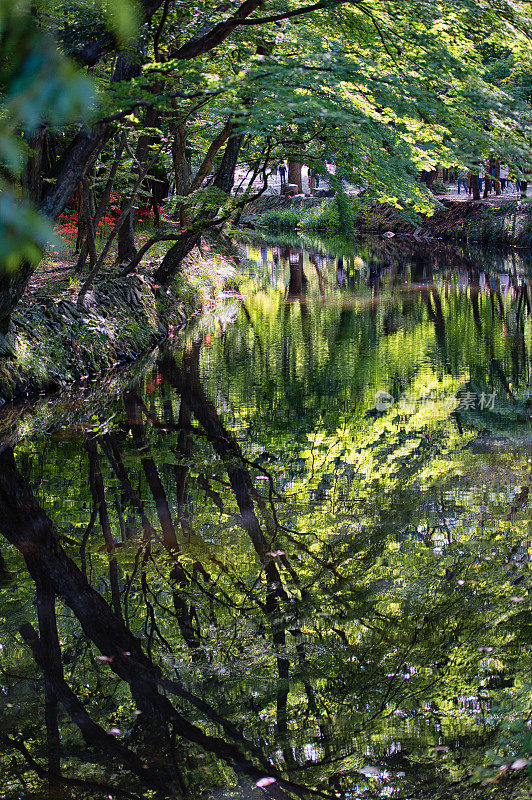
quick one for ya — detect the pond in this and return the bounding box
[0,234,531,799]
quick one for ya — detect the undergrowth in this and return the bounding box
[260,197,355,235]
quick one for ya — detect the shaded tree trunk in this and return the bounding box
[171,115,191,228]
[22,127,47,204]
[75,137,125,274]
[153,132,243,286]
[117,196,138,264]
[0,124,110,334]
[288,161,302,193]
[471,170,480,200]
[494,158,501,196]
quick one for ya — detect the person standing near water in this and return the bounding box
[457,170,468,194]
[478,163,485,194]
[500,164,509,192]
[279,163,287,188]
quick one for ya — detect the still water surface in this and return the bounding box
[0,236,531,799]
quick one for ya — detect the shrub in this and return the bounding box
[260,208,300,232]
[431,179,448,195]
[260,197,355,235]
[299,198,342,232]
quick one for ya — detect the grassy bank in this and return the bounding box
[0,246,237,403]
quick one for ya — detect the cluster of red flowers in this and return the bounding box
[146,373,163,393]
[96,192,120,232]
[56,210,78,240]
[135,204,163,221]
[54,194,164,248]
[96,212,118,232]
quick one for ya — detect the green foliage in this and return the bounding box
[0,0,95,266]
[298,198,341,231]
[260,207,300,232]
[261,198,355,235]
[0,192,56,269]
[431,179,448,195]
[0,0,140,269]
[99,0,140,43]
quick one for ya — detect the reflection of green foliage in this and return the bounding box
[1,241,532,797]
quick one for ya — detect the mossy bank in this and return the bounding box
[0,247,237,403]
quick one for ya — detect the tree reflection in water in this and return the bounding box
[0,239,531,799]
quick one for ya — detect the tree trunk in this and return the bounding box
[0,125,110,334]
[483,168,490,198]
[75,137,125,274]
[288,161,302,193]
[117,197,138,264]
[171,117,191,228]
[471,171,480,200]
[153,133,243,286]
[426,169,437,189]
[22,127,47,203]
[190,119,233,193]
[494,159,501,196]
